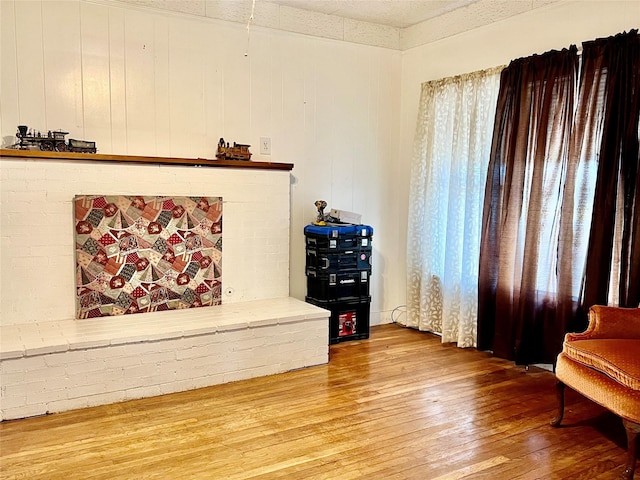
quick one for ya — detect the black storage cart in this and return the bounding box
[304,224,373,344]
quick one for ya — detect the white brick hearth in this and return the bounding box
[0,297,329,420]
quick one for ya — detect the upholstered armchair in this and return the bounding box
[552,305,640,479]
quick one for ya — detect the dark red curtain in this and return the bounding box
[478,31,640,365]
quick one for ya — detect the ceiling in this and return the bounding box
[266,0,480,29]
[116,0,563,50]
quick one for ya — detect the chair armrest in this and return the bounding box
[566,305,640,341]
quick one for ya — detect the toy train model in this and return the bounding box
[216,137,251,161]
[12,125,97,153]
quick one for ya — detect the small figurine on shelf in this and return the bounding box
[314,200,327,226]
[217,137,227,158]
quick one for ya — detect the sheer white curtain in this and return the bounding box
[404,67,502,347]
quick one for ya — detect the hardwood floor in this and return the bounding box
[0,324,633,479]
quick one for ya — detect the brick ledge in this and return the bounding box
[0,297,330,360]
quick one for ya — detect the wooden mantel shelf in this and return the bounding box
[0,148,294,171]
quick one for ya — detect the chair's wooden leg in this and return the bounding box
[621,419,640,480]
[550,381,565,427]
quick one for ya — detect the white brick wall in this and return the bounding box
[0,157,291,326]
[0,298,330,420]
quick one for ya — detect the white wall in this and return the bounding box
[396,1,639,302]
[0,0,403,326]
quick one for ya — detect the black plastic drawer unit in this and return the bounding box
[306,248,371,272]
[306,269,370,302]
[306,297,371,344]
[304,223,373,344]
[304,224,373,251]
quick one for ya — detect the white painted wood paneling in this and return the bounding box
[108,7,128,154]
[0,0,19,146]
[203,24,225,157]
[14,1,46,132]
[168,17,206,158]
[280,38,306,162]
[247,30,274,155]
[42,1,82,137]
[221,23,251,146]
[154,16,171,155]
[80,2,111,150]
[124,9,157,155]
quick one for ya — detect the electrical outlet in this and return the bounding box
[260,137,271,155]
